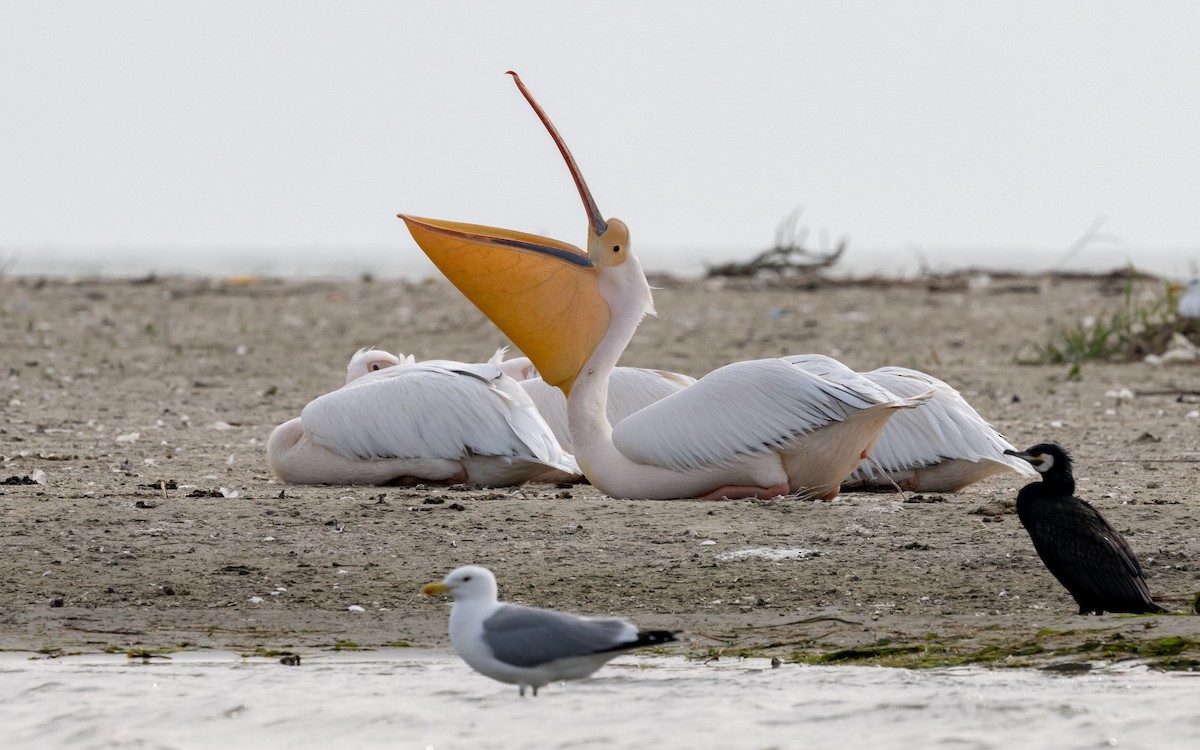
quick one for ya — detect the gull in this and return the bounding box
[422,565,678,696]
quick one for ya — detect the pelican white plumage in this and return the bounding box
[509,361,696,453]
[344,347,409,384]
[400,72,926,501]
[344,349,694,454]
[267,352,578,486]
[843,366,1036,491]
[780,354,1034,491]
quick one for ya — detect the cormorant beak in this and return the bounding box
[1003,449,1042,466]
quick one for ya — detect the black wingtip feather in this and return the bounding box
[635,629,681,647]
[595,629,681,656]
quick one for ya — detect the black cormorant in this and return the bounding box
[1004,443,1167,615]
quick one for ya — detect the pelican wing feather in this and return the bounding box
[612,358,887,471]
[853,366,1035,478]
[302,363,575,471]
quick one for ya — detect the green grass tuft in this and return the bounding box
[1024,274,1194,365]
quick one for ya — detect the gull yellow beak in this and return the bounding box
[421,581,451,596]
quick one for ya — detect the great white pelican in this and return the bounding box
[398,72,927,500]
[784,355,1036,491]
[266,349,578,486]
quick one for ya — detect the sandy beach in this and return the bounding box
[1,272,1197,667]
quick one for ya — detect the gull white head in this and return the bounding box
[421,565,499,602]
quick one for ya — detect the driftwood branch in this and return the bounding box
[706,208,846,279]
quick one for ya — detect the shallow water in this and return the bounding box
[1,650,1196,750]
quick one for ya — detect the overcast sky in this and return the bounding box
[2,2,1197,277]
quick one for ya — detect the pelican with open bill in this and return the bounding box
[400,72,926,501]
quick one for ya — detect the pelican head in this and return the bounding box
[400,72,651,396]
[345,348,403,384]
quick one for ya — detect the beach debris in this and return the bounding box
[969,498,1015,517]
[347,605,365,613]
[1155,333,1198,365]
[3,471,44,485]
[705,208,845,281]
[715,548,819,562]
[115,431,139,443]
[1105,387,1135,402]
[133,500,157,509]
[186,488,225,498]
[127,650,171,662]
[137,479,178,490]
[279,654,302,666]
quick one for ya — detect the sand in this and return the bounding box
[1,272,1197,666]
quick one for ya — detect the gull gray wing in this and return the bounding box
[481,603,638,668]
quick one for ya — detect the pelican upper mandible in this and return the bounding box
[266,347,578,486]
[399,72,926,501]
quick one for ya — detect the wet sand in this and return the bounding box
[1,273,1197,666]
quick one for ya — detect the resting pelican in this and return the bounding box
[841,365,1036,491]
[344,347,409,384]
[399,72,926,500]
[267,352,578,486]
[516,349,1031,492]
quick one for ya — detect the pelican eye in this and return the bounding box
[371,364,382,371]
[612,245,620,253]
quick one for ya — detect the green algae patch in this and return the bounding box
[241,647,300,659]
[719,628,1200,670]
